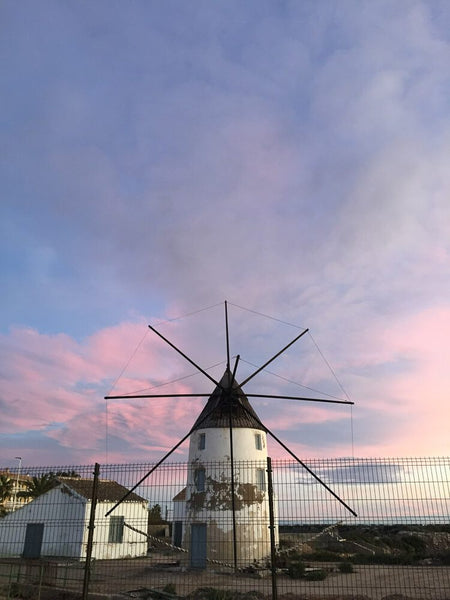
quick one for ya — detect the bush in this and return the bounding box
[301,550,337,561]
[438,550,450,565]
[304,569,327,581]
[287,561,305,579]
[367,552,415,565]
[338,561,354,573]
[401,534,427,554]
[190,588,235,600]
[163,583,177,595]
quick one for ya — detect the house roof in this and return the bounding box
[58,478,147,503]
[191,369,265,431]
[173,487,186,502]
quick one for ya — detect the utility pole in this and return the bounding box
[13,457,22,511]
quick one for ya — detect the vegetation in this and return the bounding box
[17,473,57,500]
[1,470,81,514]
[280,524,450,567]
[0,474,14,503]
[439,550,450,565]
[0,475,14,516]
[148,503,164,523]
[287,559,305,579]
[297,549,337,561]
[189,588,238,600]
[338,561,354,573]
[163,583,177,595]
[53,470,81,478]
[304,569,327,581]
[282,550,329,581]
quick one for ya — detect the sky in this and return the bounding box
[1,0,450,469]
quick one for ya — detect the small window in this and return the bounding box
[195,468,206,492]
[198,433,206,450]
[255,433,262,450]
[109,516,124,543]
[256,469,266,491]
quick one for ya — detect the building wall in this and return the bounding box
[87,500,148,560]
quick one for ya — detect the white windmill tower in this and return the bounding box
[105,302,356,571]
[181,367,277,568]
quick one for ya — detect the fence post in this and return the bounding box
[266,457,277,600]
[82,463,100,600]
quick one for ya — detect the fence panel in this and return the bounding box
[0,457,449,599]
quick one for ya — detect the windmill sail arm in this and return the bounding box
[104,392,225,517]
[104,393,211,400]
[238,402,357,517]
[148,324,223,390]
[230,355,240,389]
[239,328,309,387]
[245,393,354,405]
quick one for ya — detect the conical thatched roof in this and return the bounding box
[191,369,265,431]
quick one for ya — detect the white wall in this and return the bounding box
[88,500,148,560]
[189,427,268,464]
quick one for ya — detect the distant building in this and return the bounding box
[0,470,32,512]
[0,478,148,560]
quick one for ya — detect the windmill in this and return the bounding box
[105,302,356,570]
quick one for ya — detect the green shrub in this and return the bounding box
[192,588,235,600]
[401,534,427,554]
[287,549,303,561]
[301,550,337,561]
[304,569,327,581]
[163,583,177,595]
[438,550,450,565]
[368,552,415,565]
[338,561,354,573]
[287,561,305,579]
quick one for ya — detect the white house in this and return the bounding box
[174,369,279,568]
[0,478,148,560]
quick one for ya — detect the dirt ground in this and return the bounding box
[87,557,450,600]
[2,555,450,600]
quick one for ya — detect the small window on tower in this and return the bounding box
[198,433,206,450]
[255,433,262,450]
[256,468,266,491]
[195,468,206,492]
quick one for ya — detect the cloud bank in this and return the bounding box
[1,1,449,466]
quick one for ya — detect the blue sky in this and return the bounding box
[1,1,450,468]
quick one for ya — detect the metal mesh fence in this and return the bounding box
[0,457,449,599]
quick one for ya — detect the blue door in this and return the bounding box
[190,523,207,569]
[23,523,44,558]
[173,521,183,548]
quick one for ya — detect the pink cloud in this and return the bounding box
[0,322,196,452]
[345,306,450,457]
[0,320,229,464]
[2,305,449,466]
